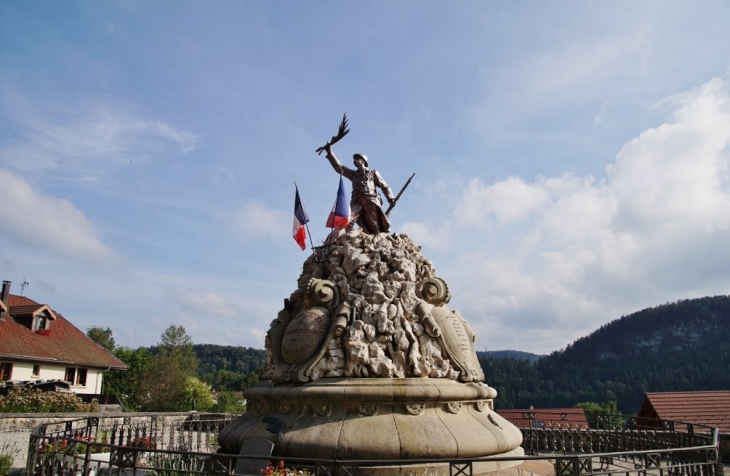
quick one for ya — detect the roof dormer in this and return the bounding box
[9,304,57,333]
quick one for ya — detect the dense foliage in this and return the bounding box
[93,325,206,411]
[92,327,262,411]
[480,296,730,413]
[0,388,99,413]
[193,344,264,391]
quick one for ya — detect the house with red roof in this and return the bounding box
[0,280,127,394]
[636,391,730,461]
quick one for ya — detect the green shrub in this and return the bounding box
[0,388,99,413]
[0,441,19,476]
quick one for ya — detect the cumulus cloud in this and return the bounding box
[447,78,730,353]
[0,105,197,177]
[400,221,451,250]
[0,168,116,262]
[455,176,549,225]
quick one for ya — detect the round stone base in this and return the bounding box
[352,447,525,476]
[218,378,524,463]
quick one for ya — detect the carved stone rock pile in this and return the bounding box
[264,229,484,384]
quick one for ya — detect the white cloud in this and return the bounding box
[0,105,197,177]
[446,78,730,353]
[400,221,451,251]
[455,176,549,225]
[0,168,116,262]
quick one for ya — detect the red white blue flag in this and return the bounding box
[326,176,351,228]
[293,186,309,250]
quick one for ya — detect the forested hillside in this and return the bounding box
[193,344,265,391]
[479,295,730,413]
[478,350,542,363]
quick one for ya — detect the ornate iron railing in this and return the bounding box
[25,413,723,476]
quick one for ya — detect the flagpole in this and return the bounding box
[294,181,315,250]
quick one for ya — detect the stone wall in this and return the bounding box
[0,411,215,470]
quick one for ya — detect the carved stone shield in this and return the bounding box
[281,307,330,365]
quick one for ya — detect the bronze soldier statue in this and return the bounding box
[324,143,395,234]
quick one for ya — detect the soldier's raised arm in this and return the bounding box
[324,144,353,178]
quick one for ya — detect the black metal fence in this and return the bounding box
[25,413,723,476]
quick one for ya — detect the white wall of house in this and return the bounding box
[3,360,105,394]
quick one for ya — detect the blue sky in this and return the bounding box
[2,2,730,354]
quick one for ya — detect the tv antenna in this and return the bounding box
[20,278,29,296]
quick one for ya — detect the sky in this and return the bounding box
[2,2,730,355]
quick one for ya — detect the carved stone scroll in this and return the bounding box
[307,278,340,309]
[417,277,451,306]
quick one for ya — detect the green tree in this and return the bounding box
[138,354,189,411]
[211,391,246,413]
[105,347,153,409]
[86,326,116,352]
[183,377,215,411]
[137,325,198,411]
[159,324,199,373]
[574,401,623,429]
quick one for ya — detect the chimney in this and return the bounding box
[0,281,10,321]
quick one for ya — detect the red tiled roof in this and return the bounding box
[637,391,730,433]
[497,408,589,429]
[0,294,127,370]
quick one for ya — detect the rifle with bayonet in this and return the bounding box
[385,173,416,217]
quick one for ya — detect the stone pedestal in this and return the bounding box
[218,230,526,474]
[218,378,524,472]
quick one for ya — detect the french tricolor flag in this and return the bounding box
[326,176,351,229]
[293,186,309,250]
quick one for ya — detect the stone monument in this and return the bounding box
[217,229,524,474]
[218,119,523,473]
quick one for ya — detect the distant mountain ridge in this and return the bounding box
[478,295,730,413]
[477,350,543,363]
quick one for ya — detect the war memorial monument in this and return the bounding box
[217,117,524,474]
[20,117,721,476]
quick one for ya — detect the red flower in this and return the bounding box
[126,436,156,449]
